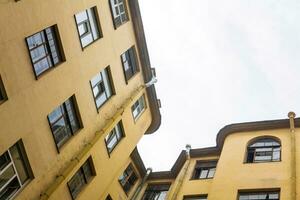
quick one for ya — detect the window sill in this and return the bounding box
[95,95,115,114]
[105,136,125,158]
[81,37,102,51]
[55,128,83,154]
[114,19,130,30]
[34,61,65,80]
[133,108,146,123]
[125,71,140,85]
[243,160,282,164]
[190,177,214,181]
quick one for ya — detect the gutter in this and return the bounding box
[128,0,161,134]
[288,112,297,200]
[131,168,152,200]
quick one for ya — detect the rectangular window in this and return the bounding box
[238,191,280,200]
[192,160,217,179]
[118,164,138,194]
[0,140,33,200]
[121,46,139,82]
[109,0,129,28]
[75,7,102,48]
[131,95,146,120]
[90,67,114,110]
[68,157,95,199]
[183,195,208,200]
[105,121,125,154]
[0,75,8,104]
[26,25,64,77]
[141,184,171,200]
[48,96,81,149]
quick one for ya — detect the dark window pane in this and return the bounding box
[10,144,29,184]
[65,99,80,133]
[0,177,20,200]
[68,157,95,199]
[0,152,11,171]
[48,96,81,149]
[82,160,93,182]
[68,171,85,199]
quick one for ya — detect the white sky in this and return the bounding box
[137,0,300,171]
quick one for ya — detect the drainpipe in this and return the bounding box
[288,112,296,200]
[131,168,152,200]
[169,145,192,200]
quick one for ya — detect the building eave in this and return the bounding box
[134,117,300,180]
[128,0,161,135]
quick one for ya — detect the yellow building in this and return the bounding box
[0,0,161,200]
[133,113,300,200]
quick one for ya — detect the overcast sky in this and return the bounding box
[137,0,300,171]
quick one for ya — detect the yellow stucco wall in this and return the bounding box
[145,128,298,200]
[0,0,153,200]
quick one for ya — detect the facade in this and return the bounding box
[0,0,161,200]
[132,113,300,200]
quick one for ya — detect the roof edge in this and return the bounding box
[128,0,161,134]
[135,116,300,180]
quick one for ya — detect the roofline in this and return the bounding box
[132,117,300,180]
[128,0,161,134]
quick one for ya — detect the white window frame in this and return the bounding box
[90,67,114,110]
[109,0,128,28]
[105,122,124,154]
[75,7,101,48]
[0,141,32,200]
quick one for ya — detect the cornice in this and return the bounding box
[128,0,161,134]
[132,117,300,180]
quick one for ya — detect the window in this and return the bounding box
[90,67,114,110]
[105,121,124,154]
[141,184,171,200]
[48,96,82,149]
[0,140,33,200]
[131,95,146,120]
[183,195,208,200]
[246,138,281,163]
[68,157,95,199]
[118,164,138,194]
[0,75,8,104]
[121,47,139,82]
[192,160,217,179]
[109,0,129,28]
[239,191,280,200]
[75,7,102,48]
[26,25,65,77]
